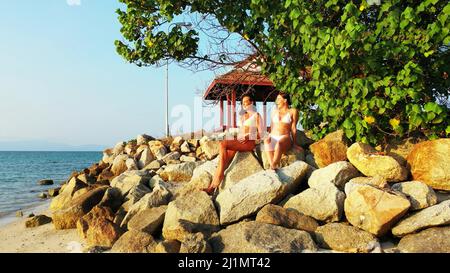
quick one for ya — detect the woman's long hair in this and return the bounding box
[278,92,291,106]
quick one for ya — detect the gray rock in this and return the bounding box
[120,181,171,228]
[48,187,61,197]
[161,151,181,164]
[38,179,53,186]
[391,181,437,211]
[397,226,450,253]
[308,161,360,190]
[179,232,212,253]
[162,191,220,241]
[215,170,283,225]
[392,200,450,237]
[128,206,167,235]
[284,183,345,222]
[110,170,152,196]
[159,161,198,182]
[111,230,156,253]
[209,221,317,253]
[25,215,52,228]
[153,240,181,253]
[52,186,108,229]
[39,192,48,199]
[314,223,380,253]
[220,152,264,192]
[256,204,318,233]
[97,187,123,212]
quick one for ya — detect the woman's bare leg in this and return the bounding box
[264,138,275,169]
[272,136,292,169]
[205,140,255,194]
[211,147,236,188]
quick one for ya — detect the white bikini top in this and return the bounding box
[272,110,292,124]
[238,112,259,127]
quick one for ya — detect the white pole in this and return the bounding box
[166,58,169,137]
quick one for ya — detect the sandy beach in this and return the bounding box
[0,206,85,253]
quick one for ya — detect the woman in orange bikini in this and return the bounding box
[264,92,302,170]
[203,94,264,194]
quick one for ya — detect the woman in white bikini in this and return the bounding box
[203,94,264,195]
[264,92,302,170]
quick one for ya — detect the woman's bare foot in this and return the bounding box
[270,161,279,170]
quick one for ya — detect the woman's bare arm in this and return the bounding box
[291,109,301,147]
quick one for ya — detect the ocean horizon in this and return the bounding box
[0,151,102,222]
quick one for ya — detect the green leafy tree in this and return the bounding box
[115,0,450,145]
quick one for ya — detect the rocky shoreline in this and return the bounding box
[17,130,450,253]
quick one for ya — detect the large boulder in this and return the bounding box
[127,206,167,234]
[159,161,198,182]
[125,158,138,171]
[53,186,108,229]
[148,140,168,160]
[346,176,388,190]
[162,191,220,241]
[284,183,345,222]
[124,141,138,157]
[391,181,437,210]
[110,230,156,253]
[276,161,314,198]
[314,223,380,253]
[309,130,349,168]
[97,187,123,213]
[102,148,114,164]
[391,200,450,237]
[258,144,305,170]
[153,240,181,253]
[110,170,152,197]
[220,152,264,192]
[384,136,426,166]
[172,158,217,199]
[113,141,125,156]
[255,204,318,233]
[406,138,450,191]
[50,177,87,211]
[397,226,450,253]
[170,136,185,152]
[120,181,171,227]
[344,184,411,236]
[308,161,360,190]
[179,232,212,253]
[137,148,155,170]
[137,134,153,146]
[25,215,52,228]
[209,221,317,253]
[161,151,181,164]
[200,139,220,160]
[347,142,408,182]
[123,183,151,205]
[76,206,123,248]
[111,155,130,176]
[296,130,315,148]
[215,170,283,225]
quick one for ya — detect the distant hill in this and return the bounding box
[0,140,106,151]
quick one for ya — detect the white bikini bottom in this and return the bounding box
[264,134,291,151]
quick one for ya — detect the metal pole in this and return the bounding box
[166,58,169,137]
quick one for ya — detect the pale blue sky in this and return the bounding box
[0,0,222,149]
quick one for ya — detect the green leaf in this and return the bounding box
[446,125,450,134]
[345,129,355,139]
[305,16,314,25]
[284,0,292,9]
[290,8,301,19]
